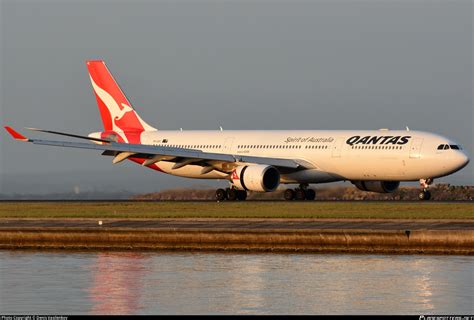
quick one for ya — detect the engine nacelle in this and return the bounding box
[352,180,400,193]
[231,165,280,192]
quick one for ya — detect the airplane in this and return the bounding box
[4,60,470,201]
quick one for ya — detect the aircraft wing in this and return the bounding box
[4,126,307,171]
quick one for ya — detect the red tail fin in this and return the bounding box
[86,60,156,132]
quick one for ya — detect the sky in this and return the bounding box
[1,0,472,195]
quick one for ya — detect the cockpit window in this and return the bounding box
[437,144,462,150]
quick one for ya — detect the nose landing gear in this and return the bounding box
[418,190,431,201]
[418,178,433,201]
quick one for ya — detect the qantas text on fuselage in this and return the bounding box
[4,60,470,201]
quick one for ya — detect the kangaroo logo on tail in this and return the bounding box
[86,60,156,143]
[118,103,134,120]
[89,76,134,124]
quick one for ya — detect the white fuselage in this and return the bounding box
[135,129,469,184]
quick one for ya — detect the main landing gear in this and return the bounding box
[215,188,247,201]
[284,184,316,201]
[418,178,433,201]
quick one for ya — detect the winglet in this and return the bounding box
[4,126,29,141]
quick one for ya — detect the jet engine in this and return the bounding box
[352,180,400,193]
[231,165,280,192]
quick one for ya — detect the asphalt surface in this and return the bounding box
[0,219,472,231]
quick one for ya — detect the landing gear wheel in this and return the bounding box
[418,178,434,201]
[294,189,306,201]
[418,190,431,201]
[305,189,316,201]
[216,188,226,201]
[226,188,238,201]
[236,190,247,201]
[284,189,295,201]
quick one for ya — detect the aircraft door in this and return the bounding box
[409,138,424,158]
[223,137,235,153]
[332,138,344,158]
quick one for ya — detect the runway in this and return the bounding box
[0,218,473,231]
[1,218,473,254]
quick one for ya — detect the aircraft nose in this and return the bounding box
[455,152,470,170]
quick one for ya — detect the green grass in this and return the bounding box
[0,201,472,219]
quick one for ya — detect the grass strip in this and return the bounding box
[0,201,472,219]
